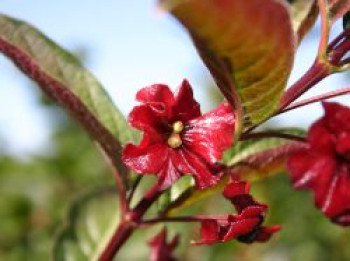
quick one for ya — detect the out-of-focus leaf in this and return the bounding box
[0,15,138,187]
[157,176,194,214]
[161,0,296,129]
[288,0,318,42]
[52,186,119,261]
[0,14,135,145]
[166,129,306,216]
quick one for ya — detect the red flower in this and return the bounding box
[287,102,350,226]
[122,80,235,189]
[193,179,281,245]
[148,228,179,261]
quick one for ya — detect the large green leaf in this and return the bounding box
[161,0,296,129]
[165,129,306,216]
[52,186,120,261]
[0,14,136,148]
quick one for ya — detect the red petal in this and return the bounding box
[223,180,250,198]
[255,225,282,242]
[323,102,350,134]
[321,165,350,226]
[223,217,261,242]
[171,148,220,189]
[148,228,179,261]
[136,84,175,118]
[193,220,220,245]
[128,105,168,139]
[308,119,334,151]
[223,180,267,213]
[183,102,234,164]
[157,157,183,190]
[287,150,348,220]
[239,205,267,218]
[287,150,336,190]
[172,79,201,123]
[336,132,350,158]
[122,140,168,174]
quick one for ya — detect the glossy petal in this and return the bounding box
[128,105,168,138]
[307,119,334,151]
[122,139,168,174]
[148,228,179,261]
[136,84,175,118]
[323,166,350,226]
[254,225,282,242]
[194,179,279,245]
[193,220,220,245]
[223,180,267,213]
[157,156,183,190]
[223,216,261,242]
[172,148,220,189]
[172,79,201,123]
[323,102,350,134]
[287,102,350,226]
[183,102,235,164]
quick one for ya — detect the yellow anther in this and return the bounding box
[172,121,184,134]
[167,134,182,148]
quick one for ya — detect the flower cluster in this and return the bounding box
[122,80,235,190]
[287,102,350,226]
[194,176,281,245]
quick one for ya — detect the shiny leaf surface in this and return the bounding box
[161,0,296,129]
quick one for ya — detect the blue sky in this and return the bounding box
[0,0,349,156]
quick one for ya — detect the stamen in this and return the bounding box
[167,133,182,148]
[172,121,184,134]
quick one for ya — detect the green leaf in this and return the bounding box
[0,15,134,150]
[0,14,136,146]
[161,0,296,130]
[166,128,306,216]
[52,186,120,261]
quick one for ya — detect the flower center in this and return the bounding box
[167,121,184,148]
[167,133,182,148]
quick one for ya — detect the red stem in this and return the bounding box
[240,131,306,142]
[98,222,135,261]
[141,215,230,225]
[279,61,330,110]
[98,184,162,261]
[278,86,350,113]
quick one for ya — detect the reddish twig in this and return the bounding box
[278,86,350,114]
[240,131,306,143]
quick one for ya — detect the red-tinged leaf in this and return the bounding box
[161,0,296,129]
[0,14,135,185]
